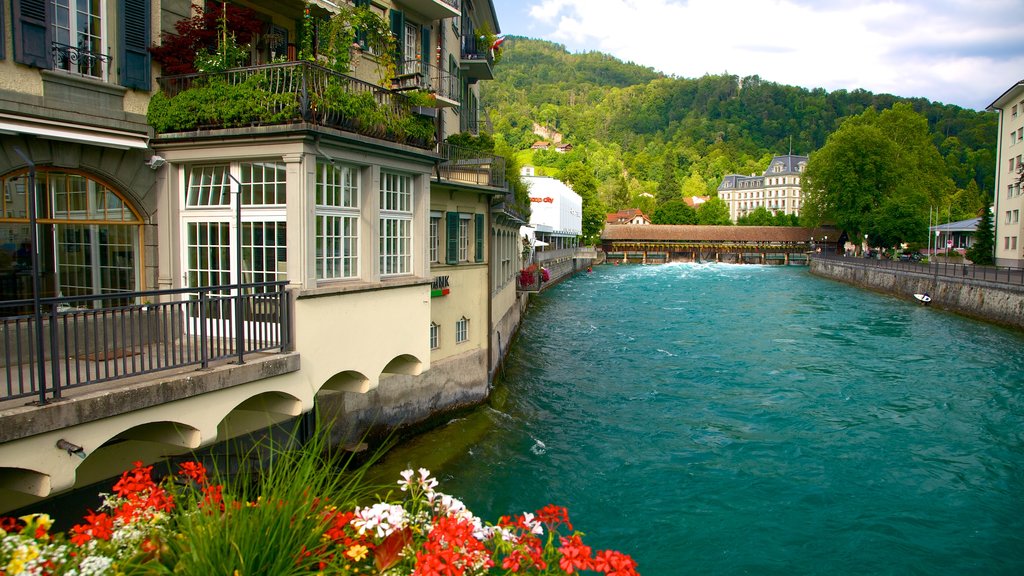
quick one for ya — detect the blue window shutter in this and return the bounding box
[389,9,404,67]
[475,213,484,262]
[446,212,459,265]
[420,25,430,84]
[12,0,51,68]
[119,0,151,90]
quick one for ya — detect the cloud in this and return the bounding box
[511,0,1024,109]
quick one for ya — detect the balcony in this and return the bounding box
[437,142,506,189]
[152,61,437,149]
[393,60,460,108]
[460,34,495,81]
[1,282,290,404]
[50,42,111,81]
[396,0,461,20]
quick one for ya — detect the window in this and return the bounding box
[458,215,469,262]
[1,169,143,306]
[1015,104,1020,118]
[316,161,360,280]
[429,322,439,350]
[429,213,440,263]
[51,0,107,79]
[1006,237,1011,250]
[1015,210,1020,223]
[1014,237,1019,250]
[380,171,413,276]
[1007,211,1013,224]
[455,316,469,344]
[1013,130,1019,145]
[182,162,287,292]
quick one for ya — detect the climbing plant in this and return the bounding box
[299,3,396,84]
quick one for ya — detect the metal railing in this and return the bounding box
[51,42,111,80]
[156,61,436,148]
[460,33,494,68]
[814,252,1024,289]
[394,59,460,105]
[437,142,506,189]
[1,282,291,404]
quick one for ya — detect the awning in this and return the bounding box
[533,240,549,247]
[0,115,148,150]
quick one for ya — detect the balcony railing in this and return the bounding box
[393,60,460,106]
[437,142,506,189]
[1,282,291,404]
[460,33,494,80]
[51,42,111,80]
[154,61,437,148]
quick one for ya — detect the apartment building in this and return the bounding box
[0,0,520,511]
[717,154,808,222]
[989,80,1024,267]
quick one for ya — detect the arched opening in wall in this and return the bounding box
[218,390,304,440]
[0,466,51,498]
[0,169,144,309]
[382,354,423,376]
[322,369,371,393]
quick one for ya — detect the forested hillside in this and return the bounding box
[482,37,997,240]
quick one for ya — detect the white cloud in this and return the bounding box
[509,0,1024,109]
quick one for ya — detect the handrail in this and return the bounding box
[156,61,436,148]
[1,281,291,403]
[437,142,506,189]
[813,252,1024,289]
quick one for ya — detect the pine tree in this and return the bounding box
[966,202,994,265]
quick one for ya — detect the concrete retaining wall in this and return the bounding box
[811,259,1024,330]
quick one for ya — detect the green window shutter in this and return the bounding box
[446,212,459,265]
[389,9,404,67]
[0,0,5,60]
[419,25,428,67]
[475,213,484,262]
[119,0,151,90]
[12,0,50,68]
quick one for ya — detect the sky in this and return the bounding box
[489,0,1024,111]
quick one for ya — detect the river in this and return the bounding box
[376,263,1024,575]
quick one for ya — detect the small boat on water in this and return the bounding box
[913,293,932,305]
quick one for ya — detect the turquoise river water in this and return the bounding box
[377,263,1024,575]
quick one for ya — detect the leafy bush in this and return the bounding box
[148,75,298,132]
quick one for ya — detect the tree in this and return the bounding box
[696,196,731,225]
[737,206,773,226]
[802,104,953,245]
[652,199,697,224]
[680,172,708,198]
[655,154,680,204]
[966,203,995,265]
[560,162,606,244]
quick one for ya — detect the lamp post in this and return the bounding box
[864,233,868,257]
[824,235,828,257]
[13,147,49,403]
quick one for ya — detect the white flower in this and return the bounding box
[352,503,408,538]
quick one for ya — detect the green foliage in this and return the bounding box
[803,104,954,245]
[147,75,298,132]
[652,199,697,224]
[966,202,995,265]
[559,161,605,244]
[299,3,396,82]
[696,196,732,225]
[737,206,774,226]
[482,37,996,236]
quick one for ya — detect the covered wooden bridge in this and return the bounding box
[601,225,834,265]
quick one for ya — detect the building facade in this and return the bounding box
[717,155,808,222]
[0,0,520,511]
[989,80,1024,267]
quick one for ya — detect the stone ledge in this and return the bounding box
[0,352,301,444]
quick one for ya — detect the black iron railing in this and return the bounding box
[460,33,494,68]
[51,42,111,79]
[814,252,1024,289]
[394,59,460,105]
[1,282,291,404]
[437,142,506,189]
[155,62,436,148]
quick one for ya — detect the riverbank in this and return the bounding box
[810,256,1024,330]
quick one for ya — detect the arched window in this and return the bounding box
[0,169,143,304]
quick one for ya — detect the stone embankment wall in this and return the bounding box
[811,259,1024,330]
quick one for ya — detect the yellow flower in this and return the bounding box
[345,544,369,562]
[7,543,40,573]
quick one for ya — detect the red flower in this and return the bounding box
[0,516,24,533]
[536,504,573,531]
[178,461,208,484]
[70,510,114,545]
[592,549,639,576]
[557,534,593,574]
[112,461,156,497]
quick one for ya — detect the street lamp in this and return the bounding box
[824,235,828,256]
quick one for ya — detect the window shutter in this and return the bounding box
[446,212,459,265]
[354,0,369,49]
[420,25,430,84]
[13,0,51,68]
[389,9,404,67]
[0,0,5,59]
[120,0,151,90]
[474,213,484,262]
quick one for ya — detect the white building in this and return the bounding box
[988,80,1024,267]
[521,172,582,253]
[717,155,808,222]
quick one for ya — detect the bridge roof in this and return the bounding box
[601,224,824,243]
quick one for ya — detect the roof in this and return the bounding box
[531,141,550,148]
[683,196,709,207]
[987,79,1024,111]
[929,217,980,233]
[606,209,650,224]
[717,154,808,190]
[601,225,825,243]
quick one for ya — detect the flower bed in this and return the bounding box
[1,462,637,575]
